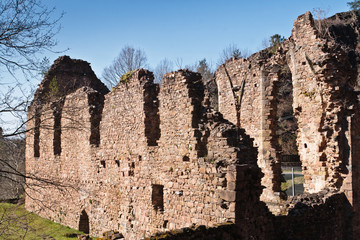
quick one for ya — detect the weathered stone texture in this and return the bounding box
[216,11,360,220]
[0,137,25,201]
[25,10,360,240]
[26,63,269,239]
[216,49,287,209]
[275,190,353,240]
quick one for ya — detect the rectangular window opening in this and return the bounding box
[53,109,62,156]
[34,112,41,158]
[115,160,120,167]
[152,184,164,212]
[100,160,106,168]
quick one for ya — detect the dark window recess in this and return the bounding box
[78,210,90,234]
[183,155,190,162]
[163,220,168,228]
[88,92,105,147]
[100,160,106,168]
[152,184,164,212]
[128,162,135,176]
[53,108,62,156]
[115,160,120,167]
[143,84,160,146]
[34,111,41,158]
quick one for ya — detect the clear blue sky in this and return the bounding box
[48,0,349,79]
[0,0,352,134]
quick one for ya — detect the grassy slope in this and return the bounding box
[0,203,85,240]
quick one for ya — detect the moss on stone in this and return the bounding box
[120,70,134,83]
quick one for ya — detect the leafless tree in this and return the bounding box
[174,57,184,69]
[217,44,250,65]
[0,0,63,77]
[0,0,64,178]
[312,8,330,38]
[0,0,64,136]
[0,0,67,237]
[102,46,148,88]
[0,0,63,133]
[154,58,174,84]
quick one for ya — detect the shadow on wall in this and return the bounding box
[146,192,353,240]
[274,192,353,240]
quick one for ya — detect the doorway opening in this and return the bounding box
[78,210,89,234]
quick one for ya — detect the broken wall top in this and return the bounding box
[31,56,109,108]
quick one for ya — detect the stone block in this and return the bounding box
[227,181,236,191]
[219,190,236,202]
[226,172,237,182]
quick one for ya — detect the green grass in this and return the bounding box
[281,176,305,192]
[0,203,85,240]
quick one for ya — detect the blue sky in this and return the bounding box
[49,0,349,78]
[0,0,352,134]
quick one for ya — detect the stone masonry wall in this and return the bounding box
[288,11,358,195]
[216,50,288,211]
[215,11,360,220]
[25,10,360,239]
[26,62,269,239]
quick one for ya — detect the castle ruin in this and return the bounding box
[25,11,360,239]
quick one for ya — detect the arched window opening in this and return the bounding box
[78,210,90,234]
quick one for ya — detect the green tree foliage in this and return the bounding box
[46,76,60,99]
[196,58,212,81]
[348,1,360,11]
[269,34,285,53]
[270,34,285,48]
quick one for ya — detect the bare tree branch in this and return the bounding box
[217,44,250,65]
[154,58,174,84]
[0,0,64,78]
[102,45,148,88]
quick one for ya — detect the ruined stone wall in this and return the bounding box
[25,56,109,232]
[275,191,353,240]
[216,50,288,210]
[288,11,359,198]
[215,11,360,219]
[26,60,269,239]
[288,11,360,235]
[25,10,360,239]
[25,87,104,228]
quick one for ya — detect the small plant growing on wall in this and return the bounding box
[46,75,60,99]
[120,70,134,83]
[301,89,316,100]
